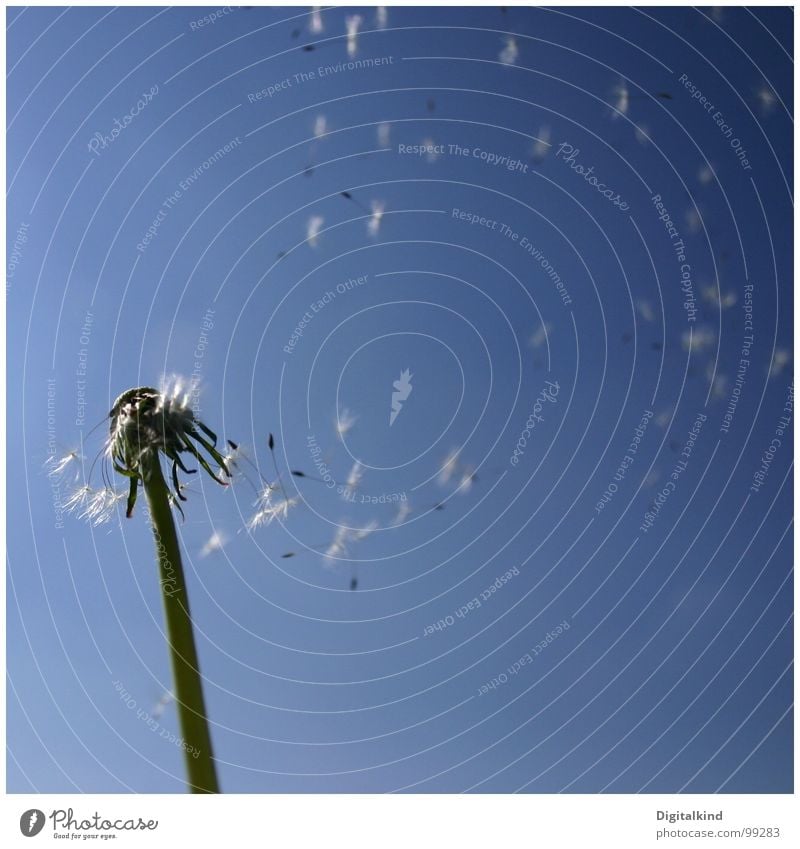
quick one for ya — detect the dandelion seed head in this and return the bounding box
[107,383,230,517]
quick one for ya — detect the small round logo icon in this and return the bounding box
[20,809,45,837]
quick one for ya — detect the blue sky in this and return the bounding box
[7,5,793,793]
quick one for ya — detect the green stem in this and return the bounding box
[141,452,220,794]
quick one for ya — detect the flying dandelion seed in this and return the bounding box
[247,487,297,530]
[531,125,551,162]
[309,6,323,33]
[392,500,412,525]
[367,201,385,236]
[307,215,324,247]
[457,466,477,495]
[709,7,725,22]
[636,299,655,323]
[611,81,629,118]
[701,284,737,308]
[353,520,378,541]
[422,137,440,163]
[634,124,650,145]
[324,524,350,560]
[654,408,673,429]
[377,122,391,147]
[499,36,519,65]
[345,15,362,57]
[313,114,327,138]
[341,461,363,500]
[698,164,715,185]
[755,82,777,115]
[72,486,126,526]
[200,530,227,558]
[685,207,703,235]
[335,407,358,438]
[376,6,388,27]
[528,322,552,349]
[769,348,790,378]
[151,691,174,720]
[45,449,82,479]
[682,326,716,353]
[438,449,460,486]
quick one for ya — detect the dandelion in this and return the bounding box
[611,80,629,118]
[528,321,552,348]
[100,383,231,792]
[377,122,391,147]
[309,6,323,33]
[345,14,362,58]
[367,200,385,236]
[107,382,229,519]
[200,530,227,558]
[376,6,388,27]
[307,215,324,247]
[499,36,518,65]
[313,114,327,138]
[335,407,358,438]
[530,125,551,162]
